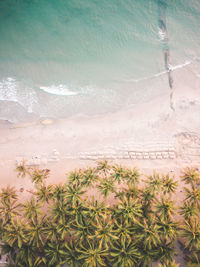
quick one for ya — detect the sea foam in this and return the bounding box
[0,77,18,102]
[0,77,37,113]
[39,84,78,96]
[124,60,192,83]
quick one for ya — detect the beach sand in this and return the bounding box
[1,66,200,187]
[0,87,200,187]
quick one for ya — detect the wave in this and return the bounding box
[0,77,18,102]
[39,84,78,96]
[0,77,38,113]
[169,60,191,71]
[124,60,192,83]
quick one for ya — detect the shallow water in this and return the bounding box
[0,0,200,122]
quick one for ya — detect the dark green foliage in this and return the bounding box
[0,162,199,266]
[181,167,200,186]
[110,238,141,267]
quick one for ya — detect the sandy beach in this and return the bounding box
[1,67,200,190]
[0,62,199,210]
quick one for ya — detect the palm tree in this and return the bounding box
[72,215,93,243]
[145,171,163,193]
[162,174,178,195]
[110,238,141,267]
[157,240,176,266]
[32,255,47,267]
[67,169,83,185]
[67,199,87,223]
[154,196,176,221]
[56,218,71,241]
[122,184,140,200]
[52,183,66,202]
[184,184,200,208]
[65,183,86,207]
[140,187,155,218]
[81,167,99,187]
[35,184,54,204]
[114,188,126,201]
[14,244,38,267]
[114,196,142,223]
[137,247,157,267]
[43,220,58,243]
[134,219,161,250]
[179,201,198,221]
[0,199,21,225]
[181,167,200,186]
[0,186,18,205]
[44,242,65,266]
[22,197,42,221]
[77,240,108,267]
[124,167,140,185]
[96,160,111,176]
[61,240,81,267]
[27,217,45,248]
[89,215,118,248]
[15,159,29,178]
[50,198,67,223]
[181,218,200,251]
[97,178,115,198]
[30,168,50,185]
[157,219,178,242]
[141,187,155,203]
[112,219,133,242]
[112,164,127,184]
[3,218,27,249]
[84,197,108,222]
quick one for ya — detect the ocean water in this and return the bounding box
[0,0,200,122]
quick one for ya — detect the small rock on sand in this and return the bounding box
[40,119,54,125]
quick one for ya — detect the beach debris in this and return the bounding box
[26,156,41,166]
[78,142,176,161]
[40,119,54,125]
[48,149,60,162]
[16,157,25,165]
[15,150,61,167]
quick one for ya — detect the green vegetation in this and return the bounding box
[0,161,200,266]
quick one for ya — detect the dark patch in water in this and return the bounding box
[158,0,174,110]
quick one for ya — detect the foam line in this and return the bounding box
[124,60,192,83]
[39,85,78,96]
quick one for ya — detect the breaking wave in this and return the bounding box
[39,84,78,96]
[0,77,37,113]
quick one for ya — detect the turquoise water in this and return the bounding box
[0,0,200,122]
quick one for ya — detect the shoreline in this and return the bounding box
[1,80,200,191]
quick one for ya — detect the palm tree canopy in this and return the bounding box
[110,238,141,267]
[181,167,200,185]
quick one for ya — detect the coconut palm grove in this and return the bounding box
[0,161,200,266]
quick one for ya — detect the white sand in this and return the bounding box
[0,63,199,192]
